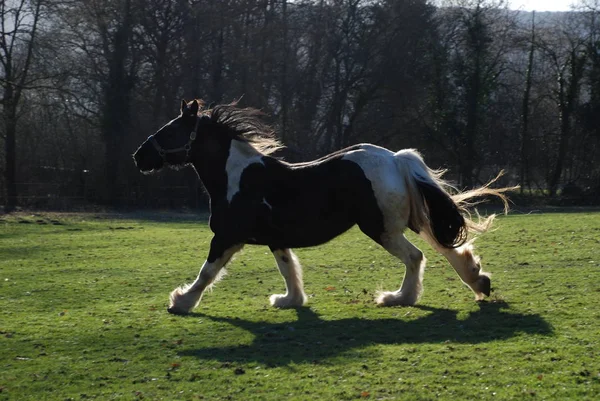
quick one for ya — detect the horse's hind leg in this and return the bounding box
[269,248,307,308]
[376,233,426,306]
[418,231,490,301]
[437,239,490,300]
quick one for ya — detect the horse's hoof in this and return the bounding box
[270,293,307,308]
[167,307,187,315]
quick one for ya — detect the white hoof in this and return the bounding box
[269,293,307,308]
[168,286,201,315]
[375,290,418,307]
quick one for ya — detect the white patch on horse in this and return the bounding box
[262,198,272,210]
[342,144,412,240]
[225,140,264,203]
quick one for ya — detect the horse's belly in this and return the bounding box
[250,212,356,248]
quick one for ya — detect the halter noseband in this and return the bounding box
[149,115,203,163]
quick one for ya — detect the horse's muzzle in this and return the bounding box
[133,141,164,173]
[479,275,491,297]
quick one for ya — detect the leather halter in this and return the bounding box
[149,115,202,162]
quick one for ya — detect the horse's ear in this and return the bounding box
[189,99,199,116]
[180,99,188,114]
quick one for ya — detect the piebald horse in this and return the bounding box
[133,100,514,315]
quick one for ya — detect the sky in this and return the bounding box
[431,0,582,12]
[509,0,575,11]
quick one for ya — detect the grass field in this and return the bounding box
[1,211,599,400]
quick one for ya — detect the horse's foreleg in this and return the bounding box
[376,233,426,306]
[167,239,243,315]
[269,248,307,308]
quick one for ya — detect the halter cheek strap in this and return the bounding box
[150,115,202,162]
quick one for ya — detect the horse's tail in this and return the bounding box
[395,149,517,249]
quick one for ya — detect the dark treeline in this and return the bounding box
[1,0,599,211]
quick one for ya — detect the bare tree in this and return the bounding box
[1,0,598,209]
[536,12,587,196]
[574,0,600,192]
[0,0,46,211]
[138,0,187,127]
[58,0,141,204]
[520,11,536,193]
[431,0,517,187]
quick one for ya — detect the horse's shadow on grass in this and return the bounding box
[179,301,552,366]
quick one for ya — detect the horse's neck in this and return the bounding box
[192,139,264,202]
[190,140,230,200]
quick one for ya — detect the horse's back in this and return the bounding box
[341,143,406,188]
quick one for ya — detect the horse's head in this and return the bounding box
[133,99,205,174]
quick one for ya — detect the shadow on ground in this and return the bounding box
[179,301,552,366]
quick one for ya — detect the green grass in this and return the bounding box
[1,211,599,400]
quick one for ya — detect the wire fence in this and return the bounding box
[2,180,600,212]
[1,182,210,211]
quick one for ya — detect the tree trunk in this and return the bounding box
[520,11,535,194]
[548,51,585,196]
[324,59,342,153]
[210,9,225,102]
[4,105,18,212]
[280,0,289,142]
[462,5,486,188]
[1,0,43,212]
[463,54,481,188]
[100,0,134,205]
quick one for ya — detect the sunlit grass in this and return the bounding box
[1,211,599,400]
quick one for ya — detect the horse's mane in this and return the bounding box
[193,100,283,156]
